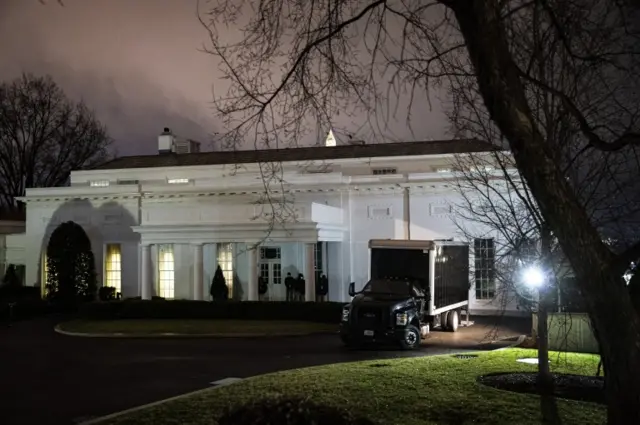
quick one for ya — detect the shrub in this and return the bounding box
[45,221,97,304]
[1,264,22,289]
[78,299,345,323]
[0,285,40,302]
[217,397,376,425]
[126,296,166,301]
[2,298,52,319]
[98,286,117,301]
[210,265,229,301]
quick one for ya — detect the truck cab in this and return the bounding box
[339,239,470,350]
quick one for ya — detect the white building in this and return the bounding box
[0,210,26,284]
[15,130,521,315]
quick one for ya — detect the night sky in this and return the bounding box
[0,0,450,156]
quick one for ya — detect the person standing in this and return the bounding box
[295,273,305,301]
[284,272,295,301]
[317,273,329,302]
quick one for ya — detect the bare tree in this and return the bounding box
[198,1,640,421]
[452,150,584,424]
[0,73,112,210]
[448,5,639,421]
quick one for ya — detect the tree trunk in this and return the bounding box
[447,1,640,423]
[538,286,562,424]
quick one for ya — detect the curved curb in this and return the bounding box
[54,324,337,339]
[493,334,527,350]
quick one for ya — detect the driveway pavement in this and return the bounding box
[0,315,529,425]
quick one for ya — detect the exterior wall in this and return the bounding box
[5,233,26,266]
[23,198,140,292]
[349,192,405,290]
[0,221,26,280]
[347,188,521,315]
[18,151,525,314]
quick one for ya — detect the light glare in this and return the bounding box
[523,266,545,287]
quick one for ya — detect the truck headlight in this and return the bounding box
[342,307,350,322]
[396,312,408,326]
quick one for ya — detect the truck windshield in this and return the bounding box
[362,279,414,295]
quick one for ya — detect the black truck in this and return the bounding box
[339,239,471,350]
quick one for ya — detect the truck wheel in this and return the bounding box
[446,310,459,332]
[399,325,421,350]
[440,311,450,331]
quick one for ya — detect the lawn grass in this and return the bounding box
[58,319,337,335]
[95,348,604,425]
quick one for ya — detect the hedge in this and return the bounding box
[79,300,346,323]
[0,285,41,301]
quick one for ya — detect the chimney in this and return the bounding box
[158,127,174,154]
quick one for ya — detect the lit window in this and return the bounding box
[167,178,190,184]
[474,238,495,300]
[41,253,48,298]
[104,244,122,293]
[273,263,282,285]
[157,244,175,299]
[217,243,233,298]
[436,167,452,173]
[90,180,110,187]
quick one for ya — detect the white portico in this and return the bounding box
[17,130,523,315]
[134,214,343,302]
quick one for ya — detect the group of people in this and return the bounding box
[255,271,329,301]
[283,272,329,301]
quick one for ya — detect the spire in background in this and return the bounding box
[325,129,337,147]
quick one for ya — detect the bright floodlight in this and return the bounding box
[523,266,545,287]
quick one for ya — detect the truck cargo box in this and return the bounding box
[368,239,469,312]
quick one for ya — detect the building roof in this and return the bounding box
[93,139,499,170]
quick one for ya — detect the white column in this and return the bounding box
[140,244,152,300]
[428,247,436,315]
[248,247,259,301]
[193,244,204,301]
[305,243,316,302]
[403,186,411,239]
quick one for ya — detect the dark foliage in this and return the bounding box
[1,264,22,288]
[629,271,640,312]
[0,73,111,209]
[478,372,604,405]
[79,299,345,323]
[98,286,118,301]
[0,285,39,301]
[45,221,97,304]
[127,295,166,301]
[210,265,229,301]
[217,397,376,425]
[0,299,52,321]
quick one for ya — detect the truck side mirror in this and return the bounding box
[348,282,356,297]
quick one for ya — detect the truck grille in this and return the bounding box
[355,307,386,328]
